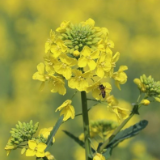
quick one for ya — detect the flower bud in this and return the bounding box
[73,50,80,57]
[141,99,150,106]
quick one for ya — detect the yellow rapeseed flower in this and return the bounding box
[55,100,75,121]
[68,70,92,91]
[38,127,55,143]
[54,54,77,80]
[32,63,46,81]
[87,81,112,100]
[112,105,131,121]
[106,95,119,106]
[26,140,47,157]
[112,65,128,90]
[96,52,112,78]
[50,39,67,58]
[81,18,95,27]
[56,21,70,33]
[78,46,99,70]
[49,76,66,95]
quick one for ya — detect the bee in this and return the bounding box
[99,84,106,98]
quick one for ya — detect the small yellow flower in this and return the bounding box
[112,65,128,90]
[56,21,70,33]
[26,140,47,157]
[45,30,56,53]
[54,54,77,80]
[55,100,75,121]
[81,18,95,27]
[98,36,114,54]
[78,46,99,70]
[87,81,112,100]
[96,53,112,78]
[32,63,46,81]
[50,39,67,58]
[112,52,120,64]
[49,76,66,95]
[106,95,119,106]
[38,127,55,143]
[68,70,91,91]
[93,153,105,160]
[140,99,150,106]
[112,105,131,121]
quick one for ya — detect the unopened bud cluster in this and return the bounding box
[134,74,160,102]
[9,120,39,145]
[60,23,101,53]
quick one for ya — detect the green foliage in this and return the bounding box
[45,115,64,151]
[101,120,148,159]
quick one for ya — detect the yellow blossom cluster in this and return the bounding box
[32,18,128,122]
[33,18,128,100]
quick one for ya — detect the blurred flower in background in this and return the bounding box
[1,0,160,160]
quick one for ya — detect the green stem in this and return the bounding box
[81,91,92,160]
[98,113,134,153]
[98,95,142,153]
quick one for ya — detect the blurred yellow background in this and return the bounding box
[1,0,160,160]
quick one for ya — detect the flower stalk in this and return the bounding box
[81,91,92,160]
[98,94,142,153]
[98,112,134,153]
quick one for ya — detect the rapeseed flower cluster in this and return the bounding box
[134,74,160,102]
[33,18,127,97]
[5,121,54,160]
[33,19,128,121]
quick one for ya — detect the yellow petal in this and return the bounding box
[113,52,120,63]
[36,151,45,157]
[55,100,72,112]
[118,65,128,72]
[78,57,87,67]
[37,143,47,152]
[85,18,95,27]
[28,140,37,150]
[26,149,36,156]
[37,63,45,74]
[96,67,104,78]
[88,60,96,70]
[32,72,45,81]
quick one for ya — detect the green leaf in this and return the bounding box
[97,120,148,159]
[106,120,148,149]
[45,115,64,151]
[63,130,85,148]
